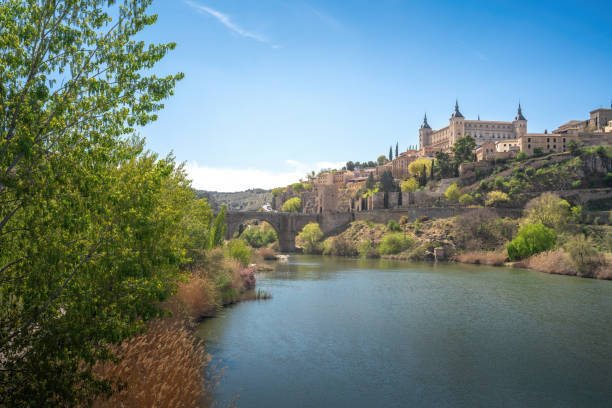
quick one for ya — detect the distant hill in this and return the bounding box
[195,189,272,212]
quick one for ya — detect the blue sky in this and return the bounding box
[140,0,612,191]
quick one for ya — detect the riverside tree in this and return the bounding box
[0,0,185,405]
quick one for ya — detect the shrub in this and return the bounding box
[506,223,556,261]
[564,235,604,276]
[522,193,571,231]
[522,249,576,276]
[271,187,284,197]
[282,196,301,212]
[444,183,461,202]
[493,176,505,190]
[516,151,528,161]
[296,222,323,254]
[485,190,509,206]
[379,233,413,255]
[387,220,401,232]
[292,182,305,192]
[458,194,474,205]
[401,178,419,192]
[226,239,251,266]
[176,277,218,319]
[258,247,277,261]
[358,241,380,258]
[572,180,582,188]
[326,236,358,256]
[240,223,278,248]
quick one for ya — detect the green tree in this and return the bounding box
[401,178,419,192]
[0,1,183,404]
[226,239,251,266]
[567,139,581,156]
[379,170,396,192]
[451,136,477,164]
[210,205,227,247]
[458,193,474,205]
[408,158,432,186]
[346,161,355,171]
[444,183,461,201]
[379,233,413,255]
[292,182,305,192]
[296,222,323,254]
[395,142,399,158]
[434,151,456,178]
[282,197,301,212]
[522,193,571,232]
[377,155,388,166]
[506,223,556,260]
[389,146,393,161]
[485,191,510,206]
[516,151,528,161]
[366,172,376,189]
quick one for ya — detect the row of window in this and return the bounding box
[526,137,567,143]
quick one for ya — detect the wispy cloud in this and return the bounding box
[306,5,343,30]
[185,0,278,47]
[185,159,345,192]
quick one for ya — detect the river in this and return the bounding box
[197,256,612,407]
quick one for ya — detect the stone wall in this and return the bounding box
[354,207,522,224]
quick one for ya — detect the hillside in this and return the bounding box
[196,189,272,212]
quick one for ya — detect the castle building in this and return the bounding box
[418,101,527,152]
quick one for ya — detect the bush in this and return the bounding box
[258,247,278,261]
[358,241,380,258]
[379,233,413,255]
[296,222,323,254]
[282,196,301,212]
[516,151,528,161]
[271,187,284,197]
[458,194,474,205]
[401,178,419,192]
[240,223,277,248]
[326,236,358,256]
[226,239,251,266]
[523,193,572,231]
[564,235,604,276]
[506,223,556,261]
[387,220,401,232]
[444,182,461,202]
[292,182,305,192]
[485,190,510,206]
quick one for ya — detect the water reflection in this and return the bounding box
[198,256,612,408]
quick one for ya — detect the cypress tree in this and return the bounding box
[395,142,399,158]
[389,146,393,161]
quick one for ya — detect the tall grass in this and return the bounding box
[93,320,213,408]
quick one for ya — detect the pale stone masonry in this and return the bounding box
[418,101,527,151]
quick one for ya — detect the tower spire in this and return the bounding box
[421,112,431,129]
[515,101,526,121]
[451,99,464,118]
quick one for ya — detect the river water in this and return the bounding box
[197,256,612,407]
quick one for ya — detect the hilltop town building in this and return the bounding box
[418,101,527,152]
[554,103,612,134]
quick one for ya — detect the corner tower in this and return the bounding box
[512,102,527,138]
[418,113,432,149]
[449,99,465,145]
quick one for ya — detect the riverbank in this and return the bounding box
[294,205,612,280]
[92,247,272,407]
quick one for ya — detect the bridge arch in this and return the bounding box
[225,211,320,252]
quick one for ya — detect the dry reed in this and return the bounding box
[455,251,507,266]
[521,249,576,275]
[93,319,213,408]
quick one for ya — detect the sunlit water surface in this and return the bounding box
[197,256,612,407]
